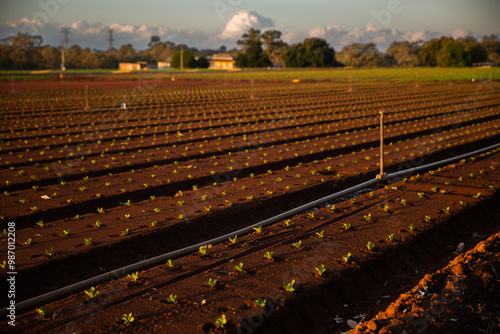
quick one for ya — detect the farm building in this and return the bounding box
[208,53,236,69]
[158,58,172,69]
[118,61,148,71]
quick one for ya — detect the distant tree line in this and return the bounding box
[1,31,499,70]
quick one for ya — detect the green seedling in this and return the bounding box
[214,314,227,328]
[62,229,70,236]
[31,206,38,212]
[382,205,390,213]
[177,200,184,206]
[234,263,244,272]
[329,205,337,212]
[441,207,450,214]
[431,187,438,193]
[97,207,104,214]
[247,195,254,201]
[284,219,293,227]
[263,251,274,260]
[315,264,326,276]
[36,220,44,228]
[204,206,212,212]
[150,195,156,201]
[253,226,262,234]
[19,199,26,204]
[94,220,102,228]
[253,298,266,308]
[292,240,302,249]
[199,245,209,256]
[349,198,357,204]
[388,233,394,241]
[121,229,129,236]
[229,235,237,244]
[316,230,325,238]
[153,208,161,213]
[459,201,467,207]
[166,294,177,303]
[418,192,425,199]
[366,242,375,251]
[368,191,375,197]
[45,248,54,257]
[150,221,157,227]
[122,313,135,325]
[23,238,32,246]
[36,306,48,319]
[408,224,415,232]
[425,215,432,222]
[0,261,5,269]
[85,287,99,299]
[472,192,481,198]
[342,223,351,230]
[488,185,494,190]
[400,199,407,205]
[206,278,217,288]
[84,238,93,246]
[178,214,187,220]
[363,213,372,221]
[283,280,295,293]
[127,271,139,282]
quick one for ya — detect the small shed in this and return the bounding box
[208,53,236,69]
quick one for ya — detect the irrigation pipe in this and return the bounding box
[2,142,499,317]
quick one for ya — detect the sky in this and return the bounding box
[0,0,499,52]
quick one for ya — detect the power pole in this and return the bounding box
[180,45,184,70]
[60,27,70,71]
[107,28,115,50]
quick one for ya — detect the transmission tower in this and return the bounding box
[107,28,116,50]
[60,27,71,71]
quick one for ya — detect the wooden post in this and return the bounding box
[85,85,89,110]
[377,108,386,180]
[250,79,254,99]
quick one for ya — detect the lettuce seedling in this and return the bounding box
[292,240,302,249]
[363,213,372,221]
[418,192,425,199]
[85,287,99,299]
[97,207,104,214]
[94,220,102,228]
[214,314,227,328]
[150,221,157,227]
[342,223,351,230]
[440,207,450,214]
[366,242,375,251]
[329,205,337,212]
[315,264,326,276]
[166,294,177,303]
[62,229,70,236]
[199,245,208,256]
[472,192,481,198]
[84,238,93,246]
[229,235,237,244]
[36,306,48,319]
[234,263,244,272]
[316,230,325,238]
[425,215,432,222]
[23,238,32,246]
[263,251,274,260]
[283,280,295,293]
[122,313,135,325]
[284,219,293,227]
[206,278,217,288]
[388,234,394,241]
[121,229,129,236]
[45,248,54,257]
[408,224,415,232]
[127,271,139,282]
[253,298,266,308]
[253,226,262,234]
[342,253,351,263]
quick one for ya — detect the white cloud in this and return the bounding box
[219,10,274,40]
[452,28,473,39]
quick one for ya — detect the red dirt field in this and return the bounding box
[0,78,499,333]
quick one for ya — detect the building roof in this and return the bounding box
[209,53,235,62]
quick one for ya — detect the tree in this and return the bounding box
[465,42,488,64]
[170,49,196,69]
[0,32,43,69]
[418,37,453,66]
[236,28,271,68]
[336,43,385,67]
[386,41,421,67]
[40,46,61,69]
[282,38,338,68]
[437,41,469,67]
[261,30,287,67]
[148,35,161,47]
[481,34,500,66]
[196,56,209,68]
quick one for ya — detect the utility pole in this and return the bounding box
[376,108,386,180]
[180,45,184,70]
[60,27,70,71]
[107,28,115,50]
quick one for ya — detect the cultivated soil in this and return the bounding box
[0,78,499,333]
